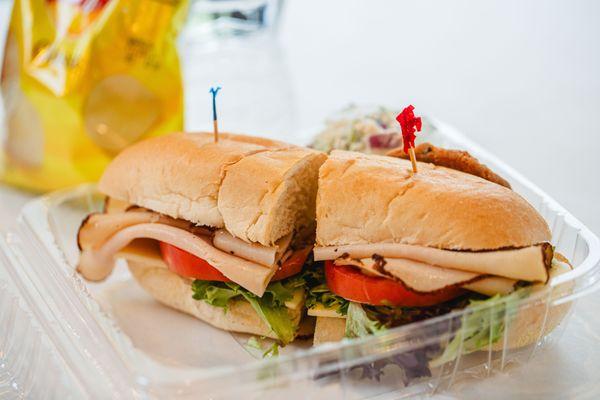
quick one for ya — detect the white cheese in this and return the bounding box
[307,303,345,318]
[463,276,516,296]
[284,289,306,311]
[104,197,131,213]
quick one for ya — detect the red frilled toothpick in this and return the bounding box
[396,105,422,173]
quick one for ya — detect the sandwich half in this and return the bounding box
[308,150,571,351]
[77,132,326,344]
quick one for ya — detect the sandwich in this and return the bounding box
[307,150,572,352]
[77,132,327,344]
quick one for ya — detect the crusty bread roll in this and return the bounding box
[313,316,346,346]
[99,132,326,246]
[219,147,325,246]
[316,150,551,250]
[127,260,303,340]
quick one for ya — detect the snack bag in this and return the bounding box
[0,0,188,192]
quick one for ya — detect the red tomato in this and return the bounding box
[272,247,311,281]
[159,242,310,282]
[324,261,463,307]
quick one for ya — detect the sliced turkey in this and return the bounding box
[315,242,551,282]
[79,211,293,267]
[212,229,292,267]
[78,211,211,251]
[334,256,517,296]
[78,223,277,296]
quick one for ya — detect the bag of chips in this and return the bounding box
[1,0,188,192]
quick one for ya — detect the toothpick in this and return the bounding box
[209,86,221,143]
[213,119,219,143]
[408,147,418,173]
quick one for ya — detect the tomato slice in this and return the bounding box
[272,247,311,281]
[160,242,229,281]
[325,261,463,307]
[159,242,310,282]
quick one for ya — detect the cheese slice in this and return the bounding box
[78,223,277,296]
[116,239,167,269]
[315,242,550,282]
[307,303,345,318]
[284,289,306,311]
[463,276,516,296]
[104,197,131,213]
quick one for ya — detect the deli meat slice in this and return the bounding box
[79,211,291,269]
[78,223,277,296]
[334,256,516,295]
[315,242,551,282]
[212,229,292,267]
[78,211,210,251]
[382,258,485,292]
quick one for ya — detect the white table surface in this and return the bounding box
[1,0,599,399]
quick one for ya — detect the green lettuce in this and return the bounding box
[191,276,305,344]
[345,302,387,337]
[430,288,530,367]
[245,337,281,358]
[191,280,239,308]
[263,342,280,358]
[239,291,297,345]
[340,290,530,382]
[304,267,349,315]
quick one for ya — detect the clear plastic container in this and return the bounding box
[1,120,599,399]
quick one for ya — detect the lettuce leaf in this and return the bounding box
[312,274,532,383]
[337,302,439,383]
[190,276,303,344]
[304,267,349,315]
[263,342,280,358]
[345,302,387,337]
[191,280,239,309]
[341,289,531,379]
[245,337,281,358]
[238,290,297,344]
[429,288,530,367]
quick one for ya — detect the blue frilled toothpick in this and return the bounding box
[209,86,221,142]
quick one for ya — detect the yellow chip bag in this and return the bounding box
[1,0,188,192]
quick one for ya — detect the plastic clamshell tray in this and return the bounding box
[1,120,599,399]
